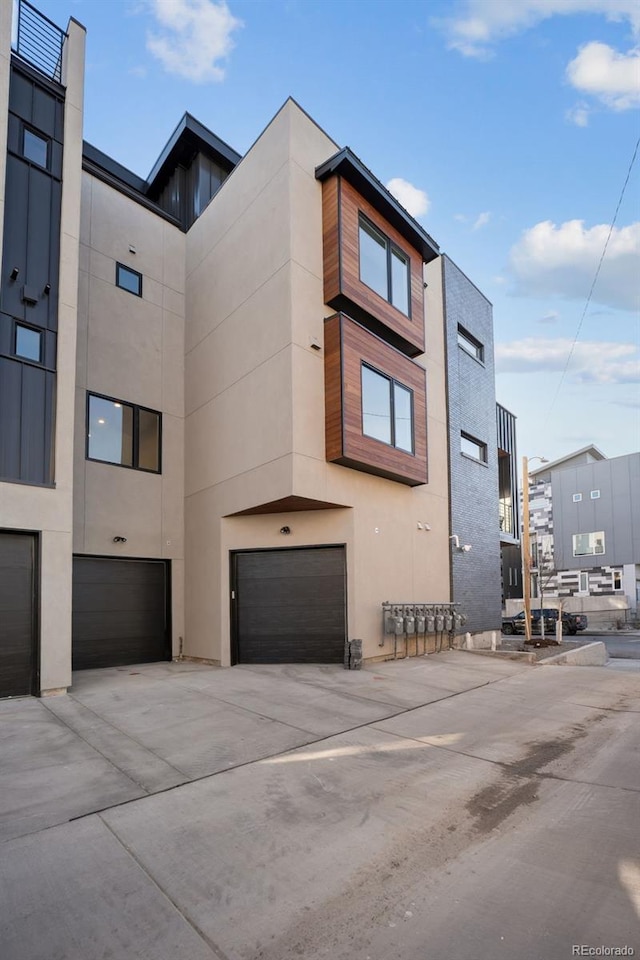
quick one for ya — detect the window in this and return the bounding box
[15,324,41,362]
[23,128,48,168]
[573,531,605,557]
[361,365,414,453]
[461,432,487,463]
[358,216,410,316]
[613,570,622,591]
[572,493,582,502]
[578,572,589,594]
[457,325,484,363]
[590,490,600,499]
[87,394,161,473]
[116,263,142,297]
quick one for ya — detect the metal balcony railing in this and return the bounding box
[499,499,513,533]
[12,0,66,84]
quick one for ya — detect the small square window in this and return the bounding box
[15,325,41,362]
[590,490,600,499]
[23,129,48,168]
[116,263,142,297]
[572,493,582,502]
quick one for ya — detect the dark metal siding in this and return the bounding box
[72,557,171,670]
[0,532,37,697]
[232,547,347,664]
[0,62,63,485]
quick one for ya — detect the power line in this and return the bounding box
[546,133,640,417]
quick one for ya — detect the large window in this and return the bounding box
[359,216,410,316]
[87,394,161,473]
[573,531,605,557]
[362,365,413,453]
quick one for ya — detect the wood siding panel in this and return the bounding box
[321,176,425,356]
[322,177,340,305]
[324,314,428,486]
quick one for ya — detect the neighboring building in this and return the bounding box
[0,1,511,698]
[497,403,521,604]
[526,446,640,618]
[441,256,519,633]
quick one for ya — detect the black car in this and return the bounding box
[502,609,588,636]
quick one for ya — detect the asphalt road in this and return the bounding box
[584,633,640,659]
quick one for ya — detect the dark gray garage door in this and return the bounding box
[232,546,346,664]
[0,532,36,697]
[72,557,170,670]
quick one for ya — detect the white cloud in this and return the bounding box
[386,178,430,218]
[146,0,242,83]
[439,1,640,59]
[496,337,640,383]
[565,101,590,126]
[566,42,640,110]
[472,210,491,230]
[508,219,640,311]
[537,311,560,324]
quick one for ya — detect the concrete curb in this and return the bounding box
[540,641,608,667]
[464,649,537,664]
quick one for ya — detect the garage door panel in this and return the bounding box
[234,547,346,664]
[0,533,36,698]
[72,557,169,671]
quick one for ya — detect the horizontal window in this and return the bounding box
[461,432,487,462]
[359,215,410,317]
[573,531,605,557]
[457,325,484,363]
[362,364,414,453]
[116,263,142,297]
[590,489,600,499]
[87,393,161,473]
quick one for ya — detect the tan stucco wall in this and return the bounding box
[75,174,186,655]
[185,100,450,664]
[0,19,85,693]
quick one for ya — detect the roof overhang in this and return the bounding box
[315,147,440,263]
[146,113,241,197]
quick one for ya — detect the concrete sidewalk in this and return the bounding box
[2,653,639,960]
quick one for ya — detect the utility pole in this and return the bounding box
[522,455,532,643]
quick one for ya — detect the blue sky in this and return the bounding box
[30,0,640,463]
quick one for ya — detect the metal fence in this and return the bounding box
[12,0,66,84]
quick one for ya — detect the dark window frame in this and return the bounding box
[361,362,415,455]
[457,325,484,364]
[86,391,162,475]
[115,262,143,298]
[22,125,50,170]
[461,431,488,464]
[358,214,412,318]
[14,322,43,364]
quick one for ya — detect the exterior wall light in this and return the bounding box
[279,526,291,535]
[113,536,127,543]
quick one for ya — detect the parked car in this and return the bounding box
[502,609,588,636]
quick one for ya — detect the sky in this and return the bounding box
[26,0,640,463]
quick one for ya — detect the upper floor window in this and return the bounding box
[116,263,142,297]
[359,215,410,316]
[15,324,42,363]
[87,393,161,473]
[590,490,600,499]
[572,493,582,502]
[361,364,414,453]
[457,325,484,363]
[23,128,49,168]
[573,531,604,557]
[461,432,487,463]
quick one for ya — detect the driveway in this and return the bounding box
[1,653,639,960]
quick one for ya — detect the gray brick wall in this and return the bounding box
[442,256,501,634]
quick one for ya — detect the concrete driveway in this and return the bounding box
[1,653,639,960]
